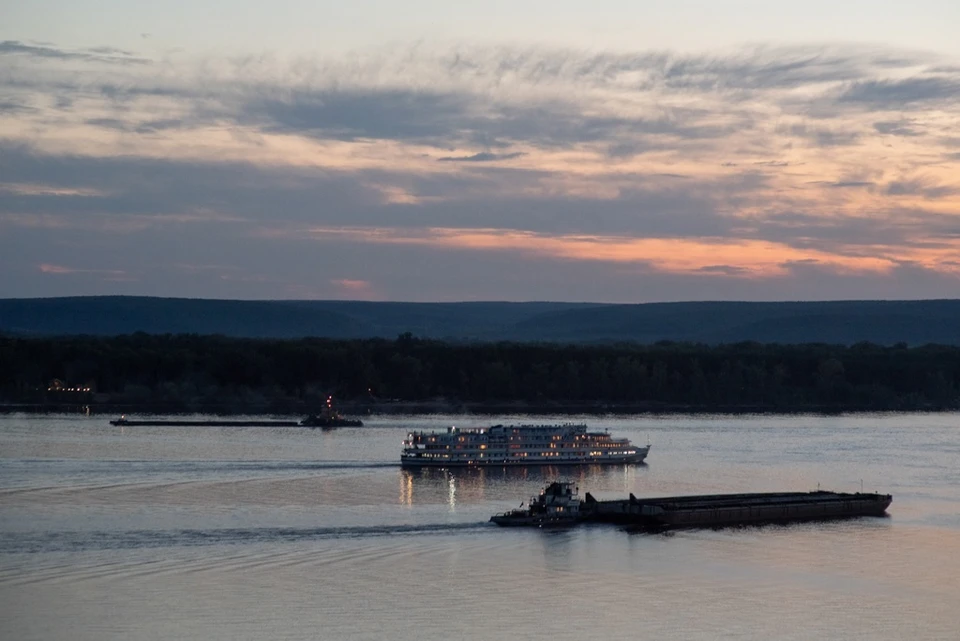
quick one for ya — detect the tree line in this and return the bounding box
[2,332,959,413]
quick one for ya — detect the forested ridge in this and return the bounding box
[5,297,960,345]
[3,333,959,414]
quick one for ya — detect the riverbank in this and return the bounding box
[3,398,958,416]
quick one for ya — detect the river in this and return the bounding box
[1,412,958,640]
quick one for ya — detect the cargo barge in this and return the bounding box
[110,417,301,427]
[584,489,892,530]
[109,396,363,429]
[491,482,892,530]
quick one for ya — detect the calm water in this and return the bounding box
[1,412,959,640]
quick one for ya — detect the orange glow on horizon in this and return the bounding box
[298,226,960,277]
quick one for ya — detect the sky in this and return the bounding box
[2,2,959,302]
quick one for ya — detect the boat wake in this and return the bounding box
[0,460,401,493]
[0,522,490,554]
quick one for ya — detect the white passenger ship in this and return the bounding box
[400,423,649,468]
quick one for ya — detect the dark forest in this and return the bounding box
[3,333,959,414]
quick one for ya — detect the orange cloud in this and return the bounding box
[0,183,109,197]
[39,263,79,274]
[331,278,378,298]
[303,226,960,278]
[39,263,131,279]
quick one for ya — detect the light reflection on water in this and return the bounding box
[1,412,960,640]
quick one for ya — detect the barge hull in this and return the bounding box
[110,420,300,427]
[401,447,649,468]
[582,490,892,530]
[401,455,647,468]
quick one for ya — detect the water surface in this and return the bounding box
[2,412,958,640]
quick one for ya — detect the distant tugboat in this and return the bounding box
[300,396,364,429]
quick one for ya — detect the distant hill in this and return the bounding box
[2,296,960,345]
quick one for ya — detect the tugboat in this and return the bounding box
[300,396,364,429]
[490,481,582,528]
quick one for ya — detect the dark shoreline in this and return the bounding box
[2,400,957,417]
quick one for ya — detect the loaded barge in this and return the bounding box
[109,396,364,429]
[110,417,301,427]
[491,482,892,530]
[109,416,361,428]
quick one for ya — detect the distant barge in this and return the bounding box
[109,416,363,428]
[109,398,364,427]
[109,418,301,427]
[491,482,892,530]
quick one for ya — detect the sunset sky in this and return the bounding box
[2,2,959,302]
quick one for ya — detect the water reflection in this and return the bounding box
[398,463,647,508]
[538,526,575,571]
[399,470,414,506]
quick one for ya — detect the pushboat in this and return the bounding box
[490,481,582,528]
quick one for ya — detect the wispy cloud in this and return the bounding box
[0,182,109,197]
[874,119,924,136]
[437,151,525,162]
[885,177,957,199]
[39,263,131,279]
[825,181,874,188]
[0,41,958,301]
[0,40,149,65]
[838,76,960,109]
